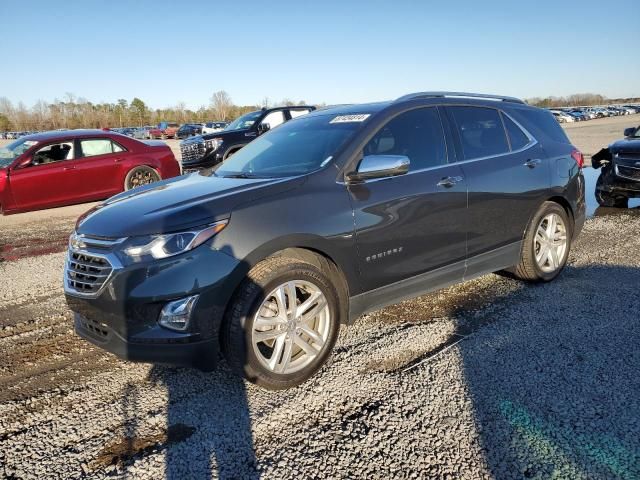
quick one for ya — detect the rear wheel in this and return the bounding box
[222,255,341,390]
[124,166,160,190]
[509,201,572,282]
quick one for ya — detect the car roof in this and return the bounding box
[22,129,116,141]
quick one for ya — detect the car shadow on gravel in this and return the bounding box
[453,264,640,479]
[146,364,260,479]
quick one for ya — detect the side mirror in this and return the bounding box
[15,157,33,169]
[623,127,637,137]
[257,123,271,135]
[346,154,410,183]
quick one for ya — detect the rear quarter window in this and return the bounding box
[509,108,571,145]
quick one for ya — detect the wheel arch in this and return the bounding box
[546,195,575,230]
[221,238,355,328]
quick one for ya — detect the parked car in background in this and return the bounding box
[119,127,137,137]
[133,126,154,140]
[592,124,640,208]
[0,130,180,214]
[149,122,179,139]
[202,121,229,135]
[550,110,575,123]
[66,92,585,389]
[176,124,203,139]
[180,106,315,171]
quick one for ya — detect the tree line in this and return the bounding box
[525,93,640,108]
[1,90,638,132]
[0,91,311,131]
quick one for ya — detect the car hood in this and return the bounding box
[76,172,304,238]
[198,128,249,141]
[610,137,640,153]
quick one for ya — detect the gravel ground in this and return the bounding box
[1,118,640,479]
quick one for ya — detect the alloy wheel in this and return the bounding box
[252,280,330,375]
[534,213,568,273]
[128,169,158,189]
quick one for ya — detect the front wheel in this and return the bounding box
[124,166,161,190]
[222,255,341,389]
[509,202,572,282]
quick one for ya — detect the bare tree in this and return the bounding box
[210,90,234,121]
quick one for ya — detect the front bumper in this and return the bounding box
[597,162,640,198]
[65,242,244,370]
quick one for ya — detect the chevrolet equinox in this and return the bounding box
[65,92,586,389]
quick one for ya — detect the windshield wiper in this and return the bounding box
[218,172,260,179]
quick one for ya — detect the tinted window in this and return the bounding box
[450,106,509,160]
[515,108,571,144]
[364,107,446,171]
[502,113,530,150]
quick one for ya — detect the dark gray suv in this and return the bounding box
[65,92,586,389]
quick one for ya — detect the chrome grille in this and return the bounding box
[66,252,113,295]
[181,141,206,163]
[618,152,640,161]
[616,164,640,181]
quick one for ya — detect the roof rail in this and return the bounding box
[395,91,525,105]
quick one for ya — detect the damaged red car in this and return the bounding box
[0,130,181,215]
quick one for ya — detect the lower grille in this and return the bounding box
[181,141,206,163]
[66,252,113,295]
[78,315,110,339]
[616,164,640,181]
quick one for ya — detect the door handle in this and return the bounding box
[63,165,76,171]
[114,157,124,163]
[524,158,542,168]
[437,176,463,188]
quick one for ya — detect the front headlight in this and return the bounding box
[205,138,223,151]
[121,220,228,262]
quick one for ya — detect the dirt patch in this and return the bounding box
[92,423,196,470]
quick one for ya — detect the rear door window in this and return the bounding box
[289,109,311,119]
[449,106,509,160]
[261,111,286,129]
[79,139,123,157]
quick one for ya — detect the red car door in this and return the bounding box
[70,137,128,199]
[8,140,77,211]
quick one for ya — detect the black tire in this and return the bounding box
[595,170,628,208]
[221,255,341,390]
[124,165,160,190]
[509,201,572,282]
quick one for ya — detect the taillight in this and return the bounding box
[571,149,584,169]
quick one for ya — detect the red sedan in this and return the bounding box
[0,130,181,215]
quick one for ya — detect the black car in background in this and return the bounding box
[180,106,315,171]
[176,124,204,139]
[593,125,640,207]
[66,92,585,389]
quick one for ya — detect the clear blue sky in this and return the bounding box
[2,0,638,109]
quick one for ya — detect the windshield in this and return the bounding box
[0,138,38,168]
[631,127,640,138]
[225,111,263,131]
[215,114,366,178]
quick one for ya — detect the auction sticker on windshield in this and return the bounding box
[329,114,371,123]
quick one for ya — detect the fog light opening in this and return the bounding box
[158,295,199,332]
